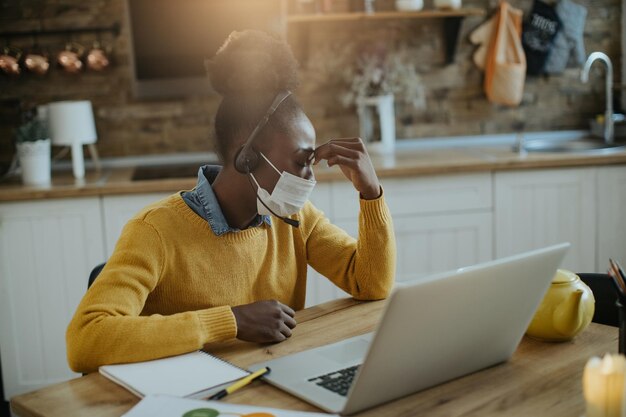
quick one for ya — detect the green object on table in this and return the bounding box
[182,408,220,417]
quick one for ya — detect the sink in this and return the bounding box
[131,162,218,181]
[523,137,626,154]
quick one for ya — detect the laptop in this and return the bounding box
[249,243,570,415]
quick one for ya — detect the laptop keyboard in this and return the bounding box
[307,365,360,397]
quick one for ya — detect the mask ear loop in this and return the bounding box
[248,172,262,190]
[259,152,282,176]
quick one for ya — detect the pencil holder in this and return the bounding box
[617,299,626,354]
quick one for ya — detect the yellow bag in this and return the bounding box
[484,2,526,106]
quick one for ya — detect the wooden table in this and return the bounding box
[10,298,618,417]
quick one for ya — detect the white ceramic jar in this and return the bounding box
[395,0,423,11]
[433,0,462,9]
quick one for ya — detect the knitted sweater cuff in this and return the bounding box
[197,306,237,343]
[359,189,392,226]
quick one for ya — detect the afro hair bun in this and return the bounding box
[206,30,299,97]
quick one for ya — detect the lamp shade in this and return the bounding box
[48,100,97,146]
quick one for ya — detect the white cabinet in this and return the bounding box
[392,212,493,282]
[597,166,626,271]
[309,182,333,216]
[102,193,171,257]
[0,197,105,400]
[335,211,493,282]
[494,168,596,273]
[305,183,337,307]
[331,173,493,220]
[379,173,494,282]
[308,173,495,306]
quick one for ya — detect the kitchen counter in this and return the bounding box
[2,139,626,202]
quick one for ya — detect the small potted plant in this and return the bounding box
[14,108,51,186]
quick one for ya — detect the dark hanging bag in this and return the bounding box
[522,0,562,76]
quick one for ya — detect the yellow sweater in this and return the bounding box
[66,193,396,373]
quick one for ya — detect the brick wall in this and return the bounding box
[0,0,621,166]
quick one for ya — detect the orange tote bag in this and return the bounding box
[484,2,526,106]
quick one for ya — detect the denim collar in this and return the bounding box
[181,165,271,236]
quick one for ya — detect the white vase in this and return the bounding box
[356,94,396,153]
[16,138,51,186]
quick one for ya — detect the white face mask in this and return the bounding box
[250,152,316,217]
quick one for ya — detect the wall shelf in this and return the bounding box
[285,8,485,65]
[286,8,484,23]
[0,23,120,39]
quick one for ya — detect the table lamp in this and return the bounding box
[47,100,100,179]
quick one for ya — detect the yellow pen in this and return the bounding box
[208,367,271,400]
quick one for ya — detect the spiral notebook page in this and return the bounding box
[99,351,249,398]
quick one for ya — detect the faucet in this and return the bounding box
[581,52,615,144]
[510,119,527,156]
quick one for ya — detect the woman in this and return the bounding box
[66,30,396,373]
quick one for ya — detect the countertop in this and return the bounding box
[3,135,626,202]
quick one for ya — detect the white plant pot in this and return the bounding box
[356,94,396,153]
[16,138,51,186]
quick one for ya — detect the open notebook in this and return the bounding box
[99,351,249,399]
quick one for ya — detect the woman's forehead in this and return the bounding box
[267,111,315,152]
[291,112,316,147]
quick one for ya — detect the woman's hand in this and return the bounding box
[312,138,381,200]
[231,300,296,343]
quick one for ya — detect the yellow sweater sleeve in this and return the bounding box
[303,191,396,300]
[66,219,237,373]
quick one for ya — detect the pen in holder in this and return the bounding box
[617,298,626,355]
[608,259,626,354]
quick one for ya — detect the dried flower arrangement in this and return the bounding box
[339,45,427,110]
